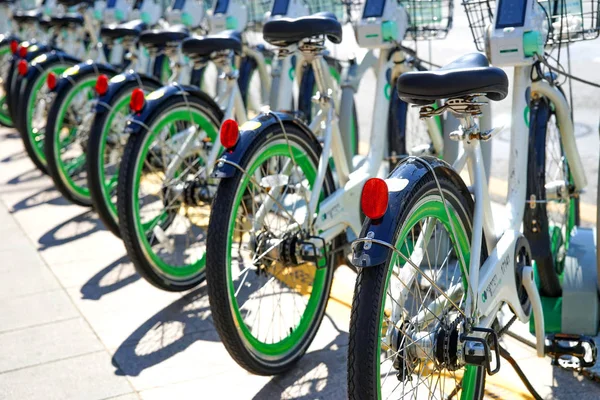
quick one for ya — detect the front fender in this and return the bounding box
[211,111,314,179]
[51,61,119,94]
[95,71,162,114]
[125,83,222,136]
[351,156,471,268]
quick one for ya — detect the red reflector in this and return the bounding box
[18,45,27,58]
[17,60,28,76]
[129,88,145,112]
[47,72,57,90]
[361,178,389,220]
[95,74,109,95]
[10,40,18,54]
[220,119,239,149]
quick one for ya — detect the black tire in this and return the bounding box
[348,172,486,400]
[524,97,578,297]
[45,71,102,206]
[0,42,14,128]
[117,93,222,291]
[206,123,336,375]
[87,79,161,237]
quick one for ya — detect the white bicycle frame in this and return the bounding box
[305,47,442,242]
[436,59,586,356]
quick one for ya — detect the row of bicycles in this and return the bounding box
[2,0,600,397]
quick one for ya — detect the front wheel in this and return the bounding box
[524,97,577,297]
[206,123,336,375]
[117,92,222,291]
[348,172,486,399]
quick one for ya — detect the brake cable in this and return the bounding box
[537,53,600,89]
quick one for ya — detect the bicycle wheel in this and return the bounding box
[206,123,336,375]
[117,93,222,291]
[45,73,100,206]
[0,41,14,127]
[524,97,577,297]
[87,79,160,237]
[16,62,72,173]
[348,171,486,399]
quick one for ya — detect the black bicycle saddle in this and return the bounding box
[396,53,509,105]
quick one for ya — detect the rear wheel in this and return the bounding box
[0,43,14,127]
[348,173,486,400]
[45,73,100,206]
[524,97,577,297]
[117,94,222,291]
[16,63,72,173]
[206,123,336,375]
[87,79,161,237]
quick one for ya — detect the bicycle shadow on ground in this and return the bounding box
[38,209,103,250]
[11,186,69,212]
[1,149,28,164]
[111,286,217,377]
[6,165,45,185]
[80,255,140,301]
[0,131,20,141]
[252,315,349,400]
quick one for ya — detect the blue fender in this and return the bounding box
[210,111,315,179]
[125,83,222,136]
[351,156,472,268]
[24,50,81,82]
[51,61,119,94]
[95,70,163,115]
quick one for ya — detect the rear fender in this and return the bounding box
[351,156,471,268]
[125,84,222,136]
[211,111,314,179]
[52,61,119,94]
[95,71,163,114]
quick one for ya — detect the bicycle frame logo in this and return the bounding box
[482,255,511,303]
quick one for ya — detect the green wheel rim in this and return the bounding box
[53,77,97,198]
[26,65,69,165]
[98,93,133,220]
[226,143,327,357]
[0,46,13,126]
[132,107,218,278]
[375,199,479,400]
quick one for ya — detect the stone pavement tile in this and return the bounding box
[139,371,275,400]
[0,246,49,270]
[0,226,32,251]
[0,318,103,373]
[35,212,127,266]
[111,329,235,392]
[108,394,141,400]
[0,290,79,333]
[268,344,348,400]
[0,351,134,400]
[65,282,199,350]
[0,256,60,300]
[50,254,137,294]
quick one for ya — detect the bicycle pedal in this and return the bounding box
[298,236,327,268]
[545,333,597,368]
[461,327,501,375]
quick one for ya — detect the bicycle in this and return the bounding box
[114,0,302,291]
[204,0,452,375]
[11,0,131,173]
[43,0,196,207]
[86,0,211,236]
[347,0,599,398]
